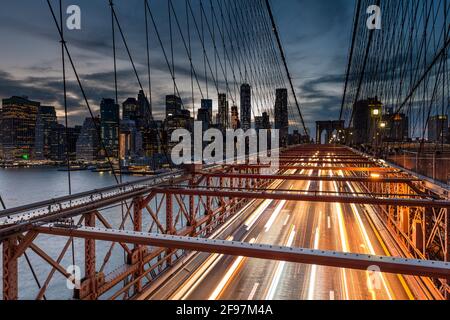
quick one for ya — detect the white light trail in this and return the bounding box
[307,211,322,300]
[208,238,257,300]
[265,226,296,300]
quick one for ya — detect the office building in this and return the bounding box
[0,96,40,160]
[352,97,383,145]
[138,90,153,124]
[274,89,289,147]
[217,93,229,130]
[380,112,409,142]
[76,117,101,161]
[201,99,213,123]
[231,105,240,130]
[119,120,142,159]
[34,106,57,160]
[255,112,271,131]
[428,115,449,143]
[166,95,183,118]
[100,98,119,157]
[122,98,139,122]
[142,120,163,157]
[240,84,252,131]
[197,107,211,131]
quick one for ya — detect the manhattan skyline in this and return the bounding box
[0,0,355,129]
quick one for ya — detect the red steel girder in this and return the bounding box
[152,187,450,208]
[35,226,450,279]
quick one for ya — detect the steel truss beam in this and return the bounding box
[36,226,450,279]
[152,187,450,208]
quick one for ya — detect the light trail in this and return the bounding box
[330,169,350,300]
[343,174,393,300]
[265,226,296,300]
[208,238,256,300]
[307,211,322,300]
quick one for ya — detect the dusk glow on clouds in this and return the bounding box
[0,0,355,131]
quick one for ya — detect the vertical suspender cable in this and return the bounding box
[60,0,76,277]
[264,0,308,136]
[145,0,153,115]
[60,0,72,195]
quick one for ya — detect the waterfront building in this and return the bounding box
[76,117,101,161]
[100,98,119,158]
[0,96,40,160]
[34,105,57,160]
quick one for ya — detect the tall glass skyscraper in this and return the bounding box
[34,105,57,160]
[100,98,120,157]
[0,96,40,160]
[240,84,252,131]
[274,89,289,147]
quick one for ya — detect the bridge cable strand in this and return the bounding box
[110,1,173,169]
[46,0,126,186]
[265,0,308,136]
[59,0,72,196]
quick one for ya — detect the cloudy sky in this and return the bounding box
[0,0,355,132]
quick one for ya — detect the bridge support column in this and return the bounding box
[445,208,449,262]
[206,176,212,220]
[2,237,18,300]
[78,212,97,300]
[166,193,173,265]
[189,177,196,236]
[218,177,226,224]
[445,208,449,299]
[131,197,145,294]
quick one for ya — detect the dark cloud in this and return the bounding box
[0,0,356,136]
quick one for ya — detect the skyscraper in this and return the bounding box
[197,107,211,131]
[166,95,183,118]
[240,84,251,131]
[352,97,383,144]
[122,98,139,122]
[274,89,289,147]
[201,99,213,123]
[428,115,449,143]
[49,124,66,161]
[34,105,57,160]
[138,90,153,123]
[217,93,229,130]
[119,120,141,159]
[100,98,119,157]
[255,112,271,131]
[0,96,40,160]
[76,117,101,161]
[231,105,240,130]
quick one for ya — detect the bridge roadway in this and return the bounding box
[139,158,436,300]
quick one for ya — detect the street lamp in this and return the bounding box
[372,108,380,117]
